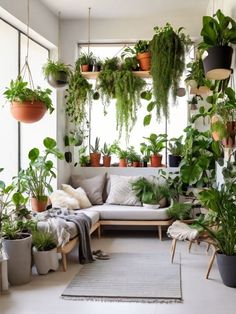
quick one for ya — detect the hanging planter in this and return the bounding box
[4,77,54,123]
[43,60,71,88]
[199,9,236,81]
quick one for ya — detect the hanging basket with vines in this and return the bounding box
[150,23,191,119]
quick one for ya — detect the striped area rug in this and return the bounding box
[62,252,182,303]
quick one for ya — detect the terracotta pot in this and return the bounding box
[103,155,111,167]
[119,159,127,167]
[150,154,162,167]
[221,121,236,148]
[81,64,89,72]
[90,152,101,167]
[31,197,48,212]
[11,101,47,123]
[137,51,151,71]
[132,161,140,167]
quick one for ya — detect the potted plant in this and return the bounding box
[131,177,170,209]
[90,137,101,167]
[32,230,58,275]
[141,133,167,167]
[101,143,113,167]
[42,59,71,88]
[148,23,191,119]
[17,137,64,212]
[168,135,184,167]
[92,57,103,72]
[195,157,236,287]
[167,202,193,220]
[127,146,141,167]
[79,146,90,167]
[65,66,92,125]
[122,40,151,71]
[1,183,36,285]
[199,9,236,80]
[4,77,54,123]
[76,51,95,72]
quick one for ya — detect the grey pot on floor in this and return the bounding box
[3,233,32,286]
[33,247,59,275]
[216,253,236,287]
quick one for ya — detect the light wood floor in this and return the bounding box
[0,230,235,314]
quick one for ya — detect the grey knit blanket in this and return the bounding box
[60,213,95,264]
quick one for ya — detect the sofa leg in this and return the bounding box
[171,238,177,263]
[97,226,101,239]
[61,253,67,272]
[158,226,162,241]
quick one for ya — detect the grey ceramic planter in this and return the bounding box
[216,253,236,287]
[3,234,32,286]
[33,247,59,275]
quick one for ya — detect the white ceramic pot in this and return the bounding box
[33,247,59,275]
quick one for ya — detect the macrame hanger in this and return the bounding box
[20,0,34,89]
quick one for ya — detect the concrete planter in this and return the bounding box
[2,233,32,285]
[216,253,236,287]
[33,247,59,275]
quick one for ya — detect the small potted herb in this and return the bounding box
[4,77,54,123]
[90,137,101,167]
[101,142,113,167]
[43,59,71,88]
[168,136,184,167]
[76,51,95,72]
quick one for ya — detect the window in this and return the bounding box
[0,18,56,185]
[78,43,188,165]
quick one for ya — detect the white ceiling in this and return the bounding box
[40,0,209,19]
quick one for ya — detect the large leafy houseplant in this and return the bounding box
[17,137,64,212]
[148,23,191,120]
[4,77,54,123]
[199,9,236,80]
[141,133,167,167]
[43,59,71,88]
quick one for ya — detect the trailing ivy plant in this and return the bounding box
[97,57,119,110]
[115,57,146,139]
[146,23,191,123]
[65,66,92,125]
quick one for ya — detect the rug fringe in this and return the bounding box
[61,296,183,304]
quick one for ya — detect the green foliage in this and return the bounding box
[64,129,84,147]
[90,137,100,153]
[32,231,56,251]
[78,146,90,166]
[65,68,92,124]
[76,51,95,65]
[180,126,223,188]
[150,23,191,119]
[141,133,167,155]
[167,202,192,220]
[17,137,64,200]
[134,40,150,54]
[185,58,210,87]
[199,9,236,51]
[127,146,140,163]
[168,136,184,156]
[42,59,71,79]
[97,57,119,107]
[4,77,54,114]
[101,143,114,156]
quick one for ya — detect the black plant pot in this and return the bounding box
[142,161,148,167]
[47,70,68,88]
[168,155,181,167]
[216,253,236,287]
[203,46,233,80]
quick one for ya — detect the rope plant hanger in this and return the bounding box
[42,11,71,88]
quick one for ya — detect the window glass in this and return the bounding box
[0,20,19,184]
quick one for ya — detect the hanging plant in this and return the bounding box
[43,59,71,88]
[97,57,119,110]
[4,77,54,123]
[149,23,191,120]
[65,66,92,125]
[114,57,146,139]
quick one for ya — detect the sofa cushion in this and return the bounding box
[70,174,106,205]
[85,204,170,220]
[49,190,80,210]
[62,184,92,209]
[106,175,141,206]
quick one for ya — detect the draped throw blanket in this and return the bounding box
[60,213,94,264]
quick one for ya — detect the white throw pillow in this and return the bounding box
[49,190,79,210]
[106,175,141,206]
[62,184,92,209]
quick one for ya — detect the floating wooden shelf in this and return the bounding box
[81,71,151,79]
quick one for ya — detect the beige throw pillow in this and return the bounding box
[106,175,141,206]
[70,174,106,205]
[49,190,80,210]
[62,184,92,209]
